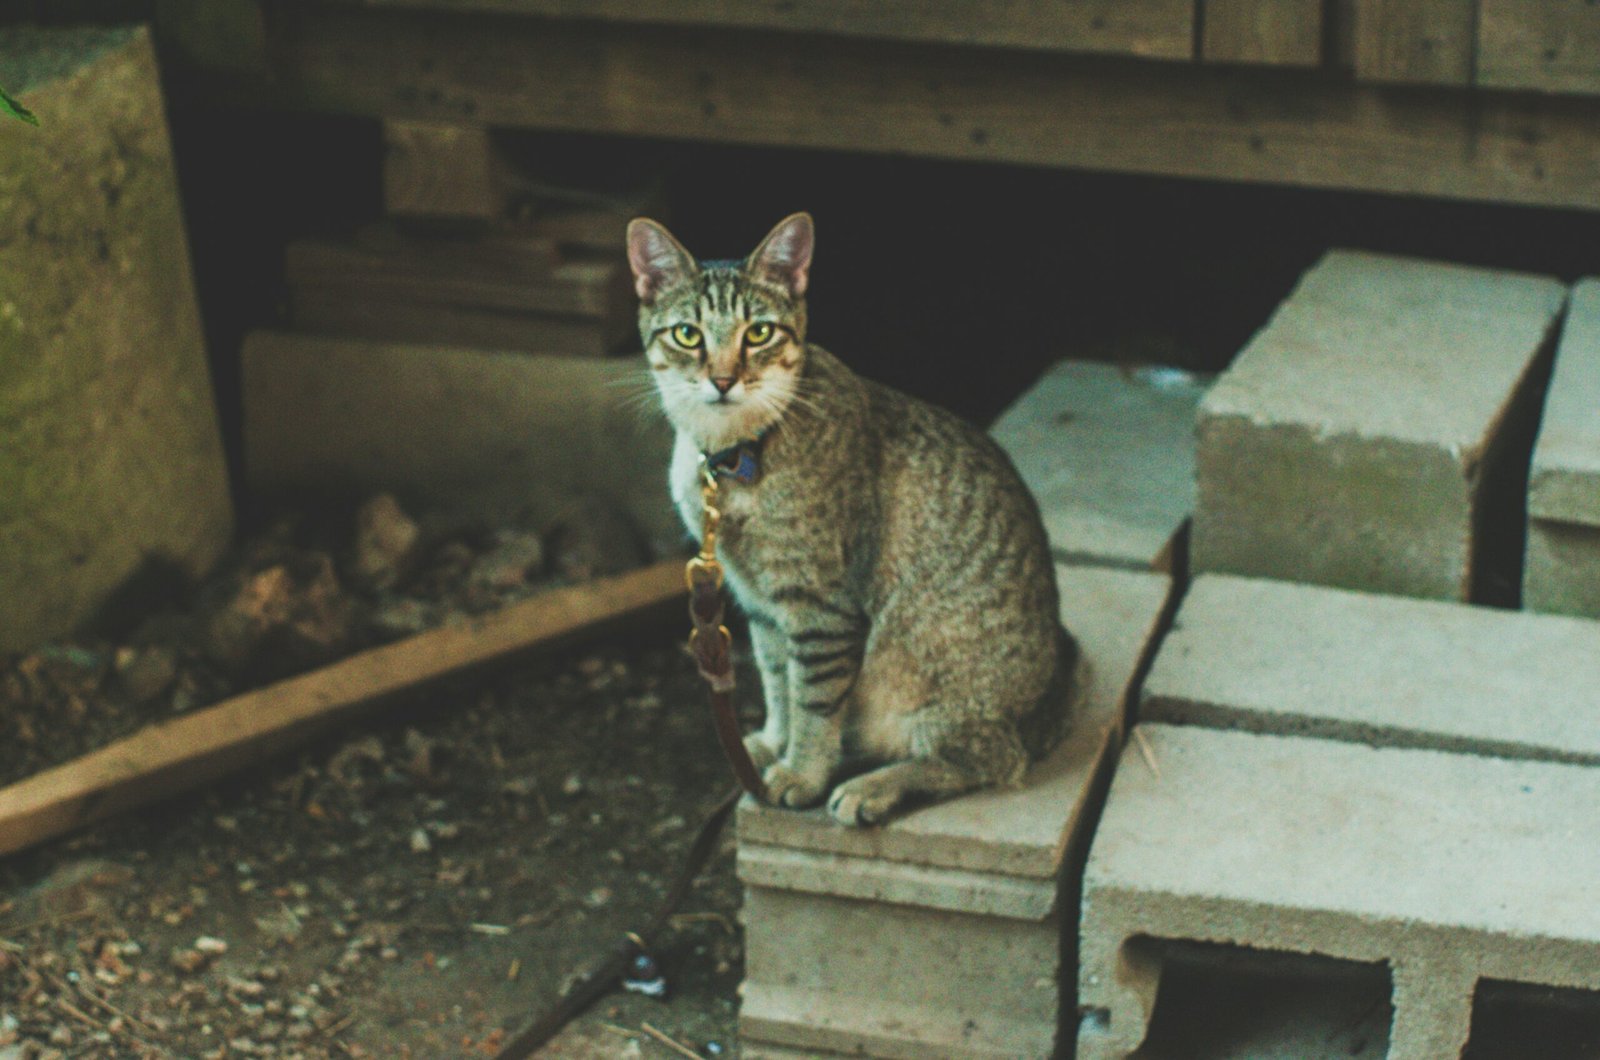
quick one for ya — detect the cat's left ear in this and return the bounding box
[627,217,697,305]
[747,212,814,298]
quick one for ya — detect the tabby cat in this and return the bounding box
[627,212,1083,826]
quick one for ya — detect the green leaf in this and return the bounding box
[0,85,39,126]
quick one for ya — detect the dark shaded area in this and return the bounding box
[158,113,1600,462]
[1125,938,1392,1059]
[1466,980,1600,1060]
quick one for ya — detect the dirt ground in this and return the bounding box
[0,635,747,1059]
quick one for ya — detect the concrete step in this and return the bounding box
[1193,250,1566,602]
[738,564,1173,1059]
[992,360,1208,572]
[1078,724,1600,1060]
[1527,278,1600,618]
[1141,573,1600,765]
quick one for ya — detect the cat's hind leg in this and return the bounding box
[826,712,1027,827]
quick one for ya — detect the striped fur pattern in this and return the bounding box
[628,213,1083,826]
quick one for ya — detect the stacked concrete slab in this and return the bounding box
[1079,573,1600,1058]
[1079,724,1600,1060]
[739,565,1171,1059]
[1525,279,1600,618]
[1142,574,1600,765]
[1192,250,1566,602]
[992,360,1208,571]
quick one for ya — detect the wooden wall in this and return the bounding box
[166,0,1600,211]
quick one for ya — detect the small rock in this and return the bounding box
[195,935,229,956]
[350,494,423,591]
[561,773,584,796]
[367,597,436,640]
[170,948,208,974]
[467,530,545,594]
[115,645,178,704]
[408,829,432,854]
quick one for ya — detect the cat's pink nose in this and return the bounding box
[711,376,737,395]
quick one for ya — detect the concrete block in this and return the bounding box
[241,332,678,551]
[1142,573,1600,765]
[991,360,1208,571]
[1526,278,1600,617]
[739,565,1173,1059]
[1194,250,1566,602]
[0,26,232,651]
[1078,724,1600,1060]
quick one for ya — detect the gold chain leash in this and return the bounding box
[686,459,768,800]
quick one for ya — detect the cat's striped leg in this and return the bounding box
[762,612,863,808]
[743,614,790,771]
[826,713,1027,826]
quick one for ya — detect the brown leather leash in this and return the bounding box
[493,460,766,1059]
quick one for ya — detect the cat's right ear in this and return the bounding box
[627,218,696,305]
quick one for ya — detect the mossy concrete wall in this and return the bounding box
[0,25,232,651]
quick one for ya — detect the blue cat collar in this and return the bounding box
[703,441,761,485]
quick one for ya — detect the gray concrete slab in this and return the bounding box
[741,887,1059,1059]
[1526,522,1600,619]
[1193,250,1566,601]
[1141,573,1600,765]
[1527,279,1600,618]
[1529,279,1600,527]
[1078,724,1600,1060]
[992,360,1208,570]
[738,565,1172,1059]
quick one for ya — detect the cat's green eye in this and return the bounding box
[744,322,776,346]
[670,323,704,349]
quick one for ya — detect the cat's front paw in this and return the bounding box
[743,734,780,773]
[827,773,903,827]
[761,761,828,809]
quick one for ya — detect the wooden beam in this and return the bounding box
[1201,0,1323,67]
[311,0,1198,61]
[1478,0,1600,97]
[256,6,1600,213]
[1352,0,1475,86]
[241,333,677,546]
[382,119,505,219]
[0,560,686,857]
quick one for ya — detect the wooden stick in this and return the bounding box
[0,560,684,857]
[639,1022,702,1060]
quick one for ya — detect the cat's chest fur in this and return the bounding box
[669,430,852,612]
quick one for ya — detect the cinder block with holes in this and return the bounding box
[1141,573,1600,765]
[1078,724,1600,1060]
[738,565,1172,1060]
[992,360,1209,572]
[1526,278,1600,618]
[1192,250,1566,602]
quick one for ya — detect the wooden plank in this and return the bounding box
[1352,0,1475,85]
[383,118,504,219]
[0,560,686,857]
[1479,0,1600,96]
[241,332,676,546]
[1201,0,1322,67]
[285,237,630,319]
[253,6,1600,213]
[289,290,631,355]
[312,0,1198,61]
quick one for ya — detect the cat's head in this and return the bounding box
[626,212,813,451]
